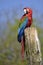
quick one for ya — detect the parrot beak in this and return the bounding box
[24,9,27,14]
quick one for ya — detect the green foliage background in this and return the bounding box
[0,11,43,65]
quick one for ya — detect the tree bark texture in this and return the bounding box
[24,27,42,65]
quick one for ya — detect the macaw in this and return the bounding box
[17,7,32,59]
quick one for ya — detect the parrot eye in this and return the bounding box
[26,11,28,14]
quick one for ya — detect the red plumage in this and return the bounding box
[20,8,32,27]
[20,8,32,60]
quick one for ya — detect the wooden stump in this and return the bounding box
[24,27,42,65]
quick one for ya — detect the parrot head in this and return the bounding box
[23,7,32,14]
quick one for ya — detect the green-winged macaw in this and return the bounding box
[17,7,32,59]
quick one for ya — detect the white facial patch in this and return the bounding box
[24,9,27,14]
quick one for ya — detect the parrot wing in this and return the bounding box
[18,17,28,34]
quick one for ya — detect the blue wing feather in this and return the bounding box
[18,17,28,42]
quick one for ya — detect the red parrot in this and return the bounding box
[21,7,32,27]
[18,7,32,59]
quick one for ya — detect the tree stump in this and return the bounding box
[24,27,42,65]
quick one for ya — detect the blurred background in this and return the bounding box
[0,0,43,65]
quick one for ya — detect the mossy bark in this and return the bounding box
[24,27,42,65]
